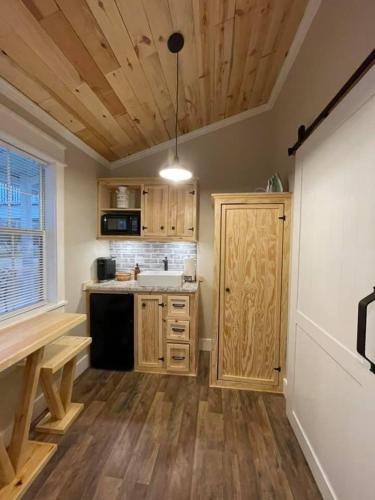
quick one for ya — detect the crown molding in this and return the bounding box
[110,0,321,170]
[0,0,320,171]
[110,103,270,169]
[0,78,110,168]
[268,0,321,108]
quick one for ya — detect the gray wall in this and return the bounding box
[272,0,375,181]
[110,112,274,342]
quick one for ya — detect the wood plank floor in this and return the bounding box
[25,353,322,500]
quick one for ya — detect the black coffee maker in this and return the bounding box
[97,257,116,281]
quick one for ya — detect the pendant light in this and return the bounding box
[159,32,192,182]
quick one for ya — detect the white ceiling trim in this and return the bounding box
[0,0,320,171]
[111,0,321,170]
[268,0,322,108]
[0,78,110,168]
[110,103,270,169]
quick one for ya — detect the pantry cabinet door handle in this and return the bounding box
[160,225,164,230]
[225,288,230,293]
[172,355,185,361]
[172,303,185,308]
[171,327,185,333]
[171,225,175,230]
[188,227,194,231]
[158,357,164,361]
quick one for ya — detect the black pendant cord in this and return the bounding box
[175,51,179,161]
[288,48,375,157]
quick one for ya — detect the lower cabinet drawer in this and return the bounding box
[167,295,190,318]
[166,343,190,373]
[166,320,190,341]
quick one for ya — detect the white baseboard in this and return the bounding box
[288,408,337,500]
[1,353,90,446]
[199,338,212,351]
[283,377,287,395]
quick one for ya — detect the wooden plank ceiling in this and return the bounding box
[0,0,308,161]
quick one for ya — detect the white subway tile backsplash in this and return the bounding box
[109,241,197,272]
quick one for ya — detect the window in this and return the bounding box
[0,144,46,317]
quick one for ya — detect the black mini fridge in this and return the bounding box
[90,293,134,371]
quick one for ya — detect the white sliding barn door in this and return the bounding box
[287,66,375,500]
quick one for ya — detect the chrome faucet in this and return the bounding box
[162,256,168,271]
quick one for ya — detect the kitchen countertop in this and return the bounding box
[85,279,199,294]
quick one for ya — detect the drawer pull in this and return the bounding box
[172,303,185,308]
[171,327,185,333]
[172,355,185,361]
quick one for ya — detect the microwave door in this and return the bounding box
[101,213,140,235]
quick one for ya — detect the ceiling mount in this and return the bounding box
[167,32,184,54]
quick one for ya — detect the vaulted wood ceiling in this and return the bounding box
[0,0,308,161]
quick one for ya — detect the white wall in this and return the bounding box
[110,112,274,342]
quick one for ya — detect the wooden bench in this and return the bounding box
[36,336,91,435]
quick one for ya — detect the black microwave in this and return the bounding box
[101,212,141,236]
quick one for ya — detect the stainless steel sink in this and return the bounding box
[137,270,183,287]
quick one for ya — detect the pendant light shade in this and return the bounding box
[159,32,192,182]
[160,162,192,181]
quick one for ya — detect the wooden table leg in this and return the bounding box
[8,348,44,471]
[0,347,57,499]
[0,436,15,487]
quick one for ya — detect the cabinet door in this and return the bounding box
[136,295,163,369]
[168,184,196,238]
[218,204,284,389]
[143,185,168,237]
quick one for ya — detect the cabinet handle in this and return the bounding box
[172,303,185,308]
[172,355,185,361]
[189,190,195,195]
[158,303,165,307]
[188,227,194,231]
[171,226,175,230]
[158,357,164,361]
[142,225,148,230]
[171,327,185,333]
[142,303,146,308]
[160,225,164,230]
[225,288,230,293]
[143,190,148,195]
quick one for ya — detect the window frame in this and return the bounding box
[0,104,66,327]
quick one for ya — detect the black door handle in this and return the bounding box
[357,287,375,373]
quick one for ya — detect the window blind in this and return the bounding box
[0,144,46,318]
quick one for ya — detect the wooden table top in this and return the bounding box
[0,312,86,372]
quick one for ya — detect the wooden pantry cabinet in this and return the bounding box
[210,193,291,393]
[135,292,199,376]
[97,177,198,241]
